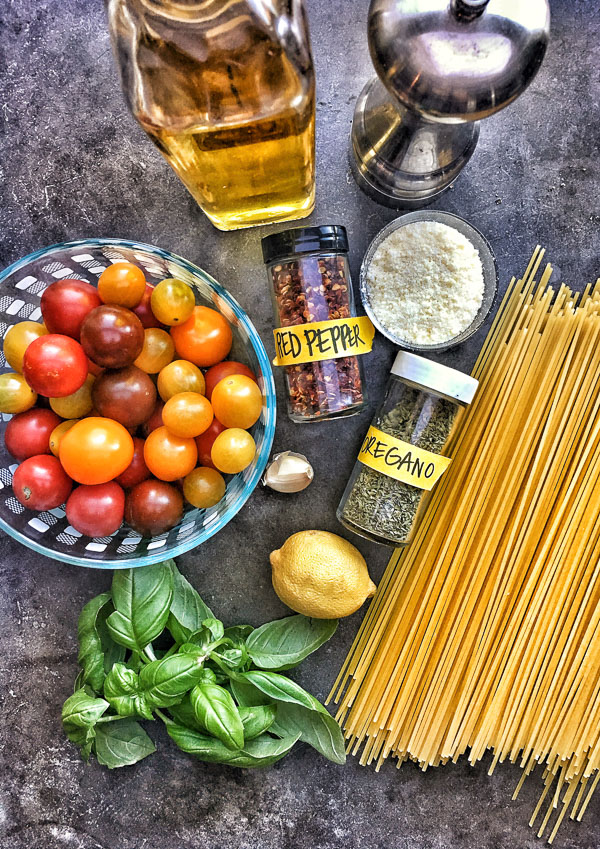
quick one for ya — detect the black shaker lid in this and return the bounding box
[261,225,349,264]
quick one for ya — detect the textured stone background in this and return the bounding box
[1,0,600,847]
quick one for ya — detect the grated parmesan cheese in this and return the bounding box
[366,221,484,345]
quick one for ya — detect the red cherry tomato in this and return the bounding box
[170,306,232,367]
[12,455,73,510]
[66,482,125,537]
[194,417,226,469]
[141,400,165,437]
[40,280,102,339]
[114,437,151,488]
[23,334,88,397]
[133,284,164,329]
[204,361,257,400]
[125,479,183,537]
[4,408,62,461]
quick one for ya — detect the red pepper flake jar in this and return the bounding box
[262,225,367,422]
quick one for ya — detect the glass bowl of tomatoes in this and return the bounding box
[0,239,276,568]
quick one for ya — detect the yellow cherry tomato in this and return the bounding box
[49,419,79,457]
[50,374,95,419]
[211,374,262,430]
[183,466,226,509]
[0,372,37,413]
[98,262,146,308]
[150,278,195,326]
[134,328,175,374]
[162,392,213,438]
[157,359,205,401]
[3,321,48,372]
[211,428,255,474]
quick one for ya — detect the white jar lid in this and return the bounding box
[391,350,478,405]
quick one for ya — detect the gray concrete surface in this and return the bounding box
[1,0,599,847]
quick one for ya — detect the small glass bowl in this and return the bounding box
[359,210,498,352]
[0,239,276,569]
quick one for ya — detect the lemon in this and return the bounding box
[270,530,376,619]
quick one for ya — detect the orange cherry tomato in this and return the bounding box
[211,428,255,474]
[157,359,205,401]
[0,373,37,414]
[49,419,79,457]
[183,467,226,509]
[3,321,48,372]
[50,374,95,419]
[170,306,232,368]
[150,278,195,326]
[143,426,197,481]
[204,361,257,400]
[162,392,213,438]
[210,374,262,429]
[98,262,146,308]
[134,328,175,374]
[59,417,134,484]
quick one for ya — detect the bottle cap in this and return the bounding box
[391,350,478,405]
[261,225,349,264]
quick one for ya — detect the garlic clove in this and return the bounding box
[263,451,314,493]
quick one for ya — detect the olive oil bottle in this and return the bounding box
[107,0,316,231]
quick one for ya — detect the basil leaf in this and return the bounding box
[139,654,206,708]
[246,615,338,671]
[77,592,113,692]
[240,671,329,715]
[178,642,207,657]
[270,702,346,764]
[107,563,173,652]
[166,561,214,644]
[228,732,300,767]
[167,723,240,763]
[190,682,244,750]
[217,648,243,670]
[62,689,109,727]
[202,618,224,641]
[64,723,96,761]
[94,718,155,768]
[167,723,299,767]
[230,678,271,707]
[168,694,204,731]
[224,625,253,645]
[103,663,154,720]
[239,705,277,740]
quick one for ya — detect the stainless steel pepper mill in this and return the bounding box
[351,0,550,208]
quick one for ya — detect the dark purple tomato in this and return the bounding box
[92,365,156,428]
[12,455,73,510]
[114,437,151,488]
[140,400,164,437]
[124,479,183,537]
[4,408,62,460]
[66,482,125,537]
[133,284,165,329]
[41,279,102,339]
[80,305,144,369]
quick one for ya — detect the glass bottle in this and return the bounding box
[107,0,316,231]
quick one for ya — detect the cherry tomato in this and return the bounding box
[0,373,37,413]
[40,280,102,339]
[194,417,226,469]
[80,305,144,369]
[211,374,262,429]
[183,466,226,509]
[114,437,151,488]
[211,428,255,474]
[150,278,196,326]
[143,426,197,481]
[134,328,175,374]
[133,284,163,329]
[50,374,95,419]
[124,479,183,537]
[204,361,257,400]
[49,419,79,457]
[12,454,73,510]
[157,359,205,401]
[162,392,213,438]
[141,400,165,437]
[59,417,134,485]
[3,321,48,372]
[4,408,61,461]
[66,482,125,537]
[23,334,88,398]
[98,262,146,308]
[92,365,156,429]
[170,306,232,367]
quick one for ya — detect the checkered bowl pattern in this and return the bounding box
[0,239,276,568]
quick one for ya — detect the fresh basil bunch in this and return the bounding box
[62,560,345,769]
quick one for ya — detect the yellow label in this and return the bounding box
[272,316,375,367]
[357,425,451,491]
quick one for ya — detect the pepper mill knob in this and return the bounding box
[351,0,550,207]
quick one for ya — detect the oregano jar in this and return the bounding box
[337,351,478,546]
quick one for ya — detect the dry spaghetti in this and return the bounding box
[330,248,600,843]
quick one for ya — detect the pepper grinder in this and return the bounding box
[351,0,550,208]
